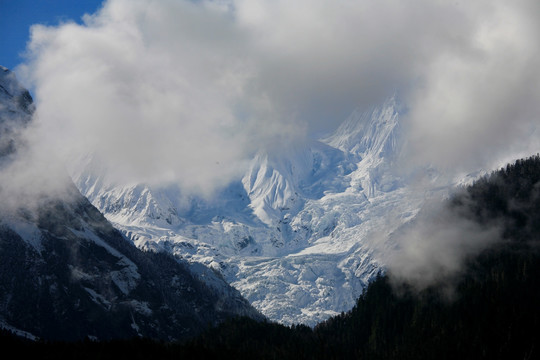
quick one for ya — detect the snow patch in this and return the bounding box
[69,227,140,295]
[83,287,111,309]
[0,319,39,341]
[5,217,43,254]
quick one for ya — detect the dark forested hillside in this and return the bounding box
[314,154,540,359]
[3,155,540,358]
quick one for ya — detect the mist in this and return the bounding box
[0,128,74,215]
[0,69,73,215]
[379,197,502,292]
[403,0,540,172]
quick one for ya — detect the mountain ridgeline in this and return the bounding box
[0,67,262,341]
[4,154,540,357]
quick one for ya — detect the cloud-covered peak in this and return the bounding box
[15,0,540,196]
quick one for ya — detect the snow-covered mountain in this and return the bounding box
[72,96,449,325]
[0,67,261,341]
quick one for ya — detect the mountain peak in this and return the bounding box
[322,96,402,159]
[0,66,35,118]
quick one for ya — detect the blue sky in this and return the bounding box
[0,0,104,70]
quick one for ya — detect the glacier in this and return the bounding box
[71,96,454,326]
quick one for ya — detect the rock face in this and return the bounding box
[0,66,33,157]
[0,67,261,341]
[73,94,448,325]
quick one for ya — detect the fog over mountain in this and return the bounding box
[5,0,540,325]
[16,0,540,193]
[0,65,263,341]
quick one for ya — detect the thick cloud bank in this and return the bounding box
[17,0,540,194]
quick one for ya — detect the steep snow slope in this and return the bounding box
[72,96,448,325]
[0,67,261,341]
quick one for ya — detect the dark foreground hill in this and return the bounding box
[3,153,540,358]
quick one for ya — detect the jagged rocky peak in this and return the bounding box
[0,66,34,117]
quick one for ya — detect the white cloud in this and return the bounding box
[402,0,540,172]
[15,0,540,196]
[20,0,263,195]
